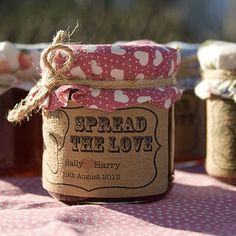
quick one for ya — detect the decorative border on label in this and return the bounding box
[45,106,163,192]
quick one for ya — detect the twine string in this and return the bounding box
[7,30,71,123]
[201,69,236,81]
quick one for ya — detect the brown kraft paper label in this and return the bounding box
[42,102,170,198]
[206,98,236,178]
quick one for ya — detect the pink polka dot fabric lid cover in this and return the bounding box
[43,41,182,111]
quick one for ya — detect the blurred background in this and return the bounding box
[0,0,236,44]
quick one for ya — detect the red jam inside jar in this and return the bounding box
[0,88,43,177]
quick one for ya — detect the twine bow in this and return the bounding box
[7,30,74,123]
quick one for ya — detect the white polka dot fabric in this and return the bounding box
[0,166,235,236]
[38,41,182,112]
[45,85,182,111]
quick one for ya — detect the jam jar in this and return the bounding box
[196,40,236,185]
[167,41,206,164]
[7,34,182,202]
[0,88,43,176]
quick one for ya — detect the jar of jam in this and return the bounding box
[167,42,206,164]
[8,32,182,202]
[196,40,236,185]
[175,90,206,163]
[0,41,43,177]
[0,88,43,176]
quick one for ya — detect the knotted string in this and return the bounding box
[7,30,73,123]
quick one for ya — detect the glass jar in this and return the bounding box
[6,36,182,202]
[175,90,206,163]
[0,88,43,176]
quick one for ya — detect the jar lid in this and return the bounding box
[195,40,236,101]
[198,40,236,71]
[43,41,182,111]
[167,41,200,89]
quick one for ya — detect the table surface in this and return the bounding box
[0,165,235,236]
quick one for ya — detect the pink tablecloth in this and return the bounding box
[0,166,235,236]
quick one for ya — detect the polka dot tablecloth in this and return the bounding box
[0,166,235,236]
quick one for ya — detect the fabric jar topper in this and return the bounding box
[7,30,182,123]
[195,40,236,101]
[166,41,200,90]
[0,42,42,95]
